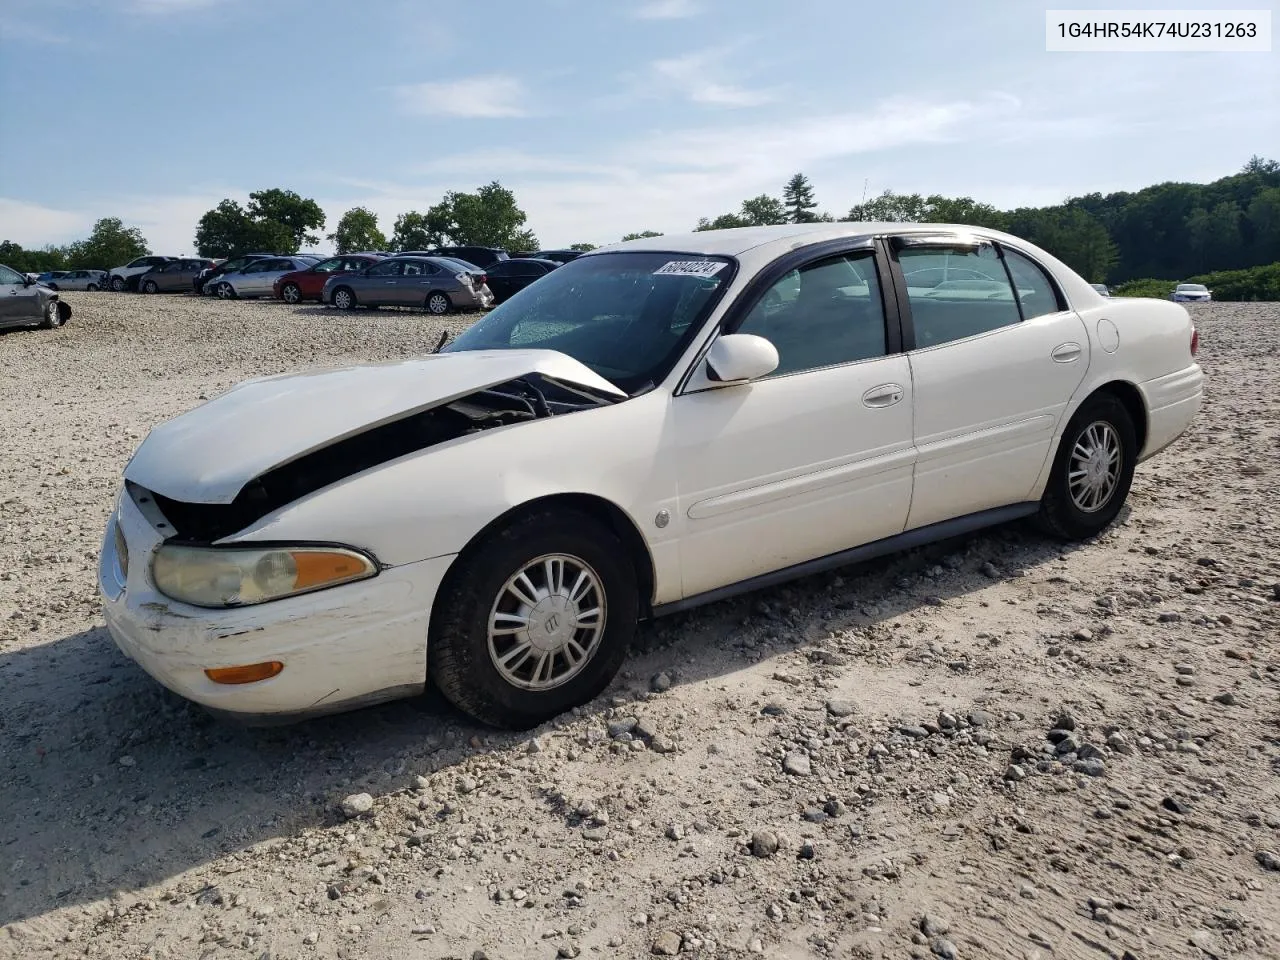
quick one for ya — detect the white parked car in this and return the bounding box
[1171,282,1211,303]
[107,255,177,292]
[46,269,108,291]
[98,224,1203,728]
[211,255,320,299]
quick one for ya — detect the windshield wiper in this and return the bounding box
[432,330,450,354]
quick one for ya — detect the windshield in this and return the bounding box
[443,251,735,394]
[1177,284,1208,292]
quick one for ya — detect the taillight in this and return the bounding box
[1190,327,1199,357]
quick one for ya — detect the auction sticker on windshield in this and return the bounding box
[653,260,728,278]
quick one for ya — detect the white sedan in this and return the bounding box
[98,224,1204,728]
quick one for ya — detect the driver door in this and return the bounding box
[670,246,916,597]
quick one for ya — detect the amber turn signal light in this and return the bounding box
[204,661,285,685]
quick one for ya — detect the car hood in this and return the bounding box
[123,349,627,505]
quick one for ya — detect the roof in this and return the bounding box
[597,222,1024,258]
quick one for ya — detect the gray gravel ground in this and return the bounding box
[0,293,1277,959]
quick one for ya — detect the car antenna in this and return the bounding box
[432,330,450,353]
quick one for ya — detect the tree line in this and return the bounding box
[3,158,1276,291]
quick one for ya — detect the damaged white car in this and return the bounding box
[98,224,1203,728]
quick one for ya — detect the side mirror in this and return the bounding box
[705,333,779,384]
[23,275,35,286]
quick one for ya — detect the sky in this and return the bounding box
[0,0,1276,256]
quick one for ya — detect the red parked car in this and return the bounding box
[273,253,385,304]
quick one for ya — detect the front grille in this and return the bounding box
[113,518,130,580]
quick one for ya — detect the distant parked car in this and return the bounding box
[483,257,561,303]
[108,256,178,292]
[212,256,320,299]
[531,250,586,264]
[46,269,108,291]
[1172,283,1211,303]
[139,258,217,294]
[322,256,493,314]
[0,263,71,330]
[429,246,509,268]
[195,254,273,294]
[1090,283,1111,297]
[273,253,384,304]
[35,271,69,286]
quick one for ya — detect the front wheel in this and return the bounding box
[330,287,355,310]
[110,276,125,292]
[425,292,451,315]
[281,283,302,304]
[1037,393,1137,540]
[429,509,639,729]
[86,283,98,291]
[39,300,63,329]
[143,280,158,294]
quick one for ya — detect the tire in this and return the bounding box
[110,276,125,292]
[143,280,158,294]
[429,508,639,729]
[281,283,302,304]
[331,287,355,310]
[425,291,452,315]
[1037,393,1137,541]
[39,300,62,330]
[87,284,98,292]
[216,282,236,300]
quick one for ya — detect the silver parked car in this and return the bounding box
[212,256,320,299]
[46,269,108,291]
[1171,282,1211,303]
[321,256,494,314]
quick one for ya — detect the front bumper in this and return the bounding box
[98,487,455,722]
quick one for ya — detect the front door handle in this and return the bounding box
[862,383,905,408]
[1051,342,1082,363]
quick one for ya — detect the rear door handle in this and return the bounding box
[1051,342,1082,363]
[862,383,905,408]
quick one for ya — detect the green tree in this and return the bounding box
[622,230,664,241]
[390,211,440,251]
[68,217,149,268]
[328,207,387,254]
[194,200,291,258]
[1187,201,1242,272]
[0,241,69,273]
[845,190,927,222]
[783,173,819,223]
[740,194,789,226]
[695,213,751,231]
[410,181,537,250]
[924,195,1006,229]
[1246,187,1280,260]
[569,242,597,251]
[246,189,326,251]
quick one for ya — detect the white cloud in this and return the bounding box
[0,198,86,246]
[633,0,700,19]
[392,75,532,118]
[650,48,778,107]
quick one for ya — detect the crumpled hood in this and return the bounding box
[124,349,625,505]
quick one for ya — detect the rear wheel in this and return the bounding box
[331,287,355,310]
[426,291,451,315]
[281,283,302,304]
[429,509,639,729]
[86,283,98,292]
[216,282,236,299]
[1037,393,1137,540]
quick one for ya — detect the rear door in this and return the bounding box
[889,235,1090,529]
[396,259,441,307]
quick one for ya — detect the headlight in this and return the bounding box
[151,544,377,608]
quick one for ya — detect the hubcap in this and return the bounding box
[335,290,352,309]
[1068,421,1122,513]
[429,294,448,314]
[284,285,300,303]
[487,553,606,691]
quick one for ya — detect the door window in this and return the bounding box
[367,260,404,277]
[898,244,1020,348]
[403,261,427,277]
[1001,248,1064,320]
[312,258,342,273]
[0,265,23,285]
[735,252,888,377]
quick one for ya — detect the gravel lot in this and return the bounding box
[1,293,1277,960]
